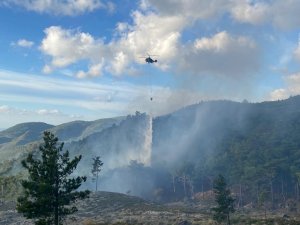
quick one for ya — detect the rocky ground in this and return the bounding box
[1,192,300,225]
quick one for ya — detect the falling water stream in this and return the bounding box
[141,115,152,166]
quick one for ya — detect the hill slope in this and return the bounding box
[0,116,125,176]
[2,97,300,205]
[0,122,54,145]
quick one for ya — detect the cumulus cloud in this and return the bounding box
[180,31,260,76]
[40,10,261,78]
[1,0,115,16]
[141,0,230,20]
[40,26,106,77]
[270,73,300,100]
[143,0,300,30]
[110,11,186,71]
[40,11,186,77]
[76,61,105,78]
[231,0,270,25]
[270,88,289,100]
[270,0,300,30]
[230,0,300,30]
[13,39,34,48]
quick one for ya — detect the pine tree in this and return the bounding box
[17,131,90,225]
[212,174,235,225]
[91,156,103,191]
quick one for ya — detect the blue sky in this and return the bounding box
[1,0,300,128]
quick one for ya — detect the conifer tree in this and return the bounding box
[212,174,235,225]
[91,156,103,191]
[17,131,90,225]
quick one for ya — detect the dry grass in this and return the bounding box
[1,192,300,224]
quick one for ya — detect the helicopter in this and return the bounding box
[140,53,158,64]
[139,53,158,101]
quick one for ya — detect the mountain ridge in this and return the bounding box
[2,96,300,203]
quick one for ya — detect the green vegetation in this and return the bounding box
[2,96,300,223]
[0,174,23,200]
[92,156,104,191]
[16,131,90,225]
[152,96,300,211]
[212,175,235,225]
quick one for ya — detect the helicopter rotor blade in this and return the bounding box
[147,53,159,56]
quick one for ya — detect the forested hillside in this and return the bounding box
[1,96,300,208]
[152,96,300,207]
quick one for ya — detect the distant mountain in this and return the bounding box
[48,117,125,142]
[0,122,54,145]
[0,117,125,146]
[0,116,126,176]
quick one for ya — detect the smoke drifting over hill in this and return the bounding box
[2,97,300,203]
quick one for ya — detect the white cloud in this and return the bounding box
[143,0,300,30]
[40,11,186,76]
[180,31,260,76]
[108,51,128,75]
[76,61,105,78]
[40,12,260,78]
[0,105,82,128]
[230,0,300,30]
[106,1,115,14]
[111,11,186,72]
[231,1,270,25]
[0,69,213,127]
[0,69,157,113]
[270,72,300,100]
[40,26,105,76]
[294,45,300,63]
[15,39,34,48]
[271,0,300,30]
[42,65,53,74]
[270,88,289,100]
[0,105,11,113]
[1,0,113,16]
[141,0,230,20]
[37,109,59,115]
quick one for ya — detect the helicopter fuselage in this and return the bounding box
[145,57,157,63]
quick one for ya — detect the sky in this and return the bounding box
[0,0,300,128]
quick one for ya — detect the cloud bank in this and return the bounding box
[181,31,260,76]
[39,11,260,79]
[1,0,114,16]
[1,69,214,128]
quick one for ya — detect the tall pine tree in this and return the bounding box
[91,156,103,191]
[212,174,235,225]
[17,131,90,225]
